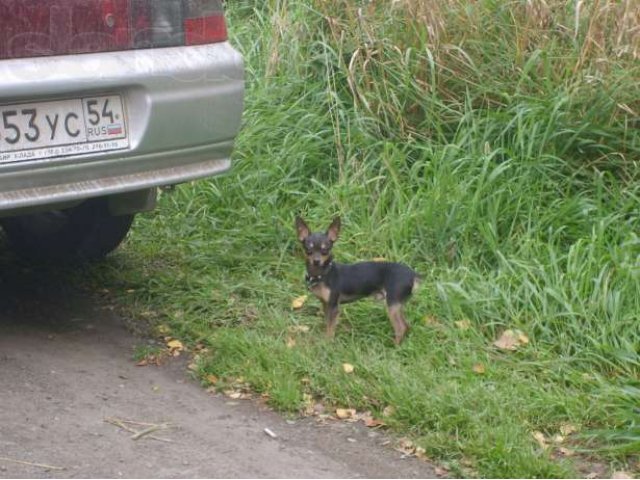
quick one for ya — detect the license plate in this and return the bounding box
[0,95,129,164]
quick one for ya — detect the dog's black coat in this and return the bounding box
[295,216,419,344]
[320,261,417,305]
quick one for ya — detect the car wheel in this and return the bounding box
[0,197,134,262]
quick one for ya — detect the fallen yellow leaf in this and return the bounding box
[359,411,386,428]
[560,423,578,436]
[225,390,242,399]
[291,295,308,310]
[493,329,529,351]
[383,405,395,417]
[289,324,310,334]
[397,438,415,455]
[157,324,170,335]
[286,337,296,348]
[166,339,184,355]
[342,363,355,374]
[532,431,548,449]
[363,416,386,428]
[335,408,356,420]
[472,363,486,374]
[205,374,218,385]
[455,319,471,330]
[552,434,564,444]
[224,389,251,400]
[494,330,518,350]
[423,315,441,327]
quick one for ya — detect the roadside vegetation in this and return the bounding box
[92,1,640,477]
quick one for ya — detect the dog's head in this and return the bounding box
[295,216,340,270]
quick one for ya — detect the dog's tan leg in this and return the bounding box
[387,303,409,345]
[325,304,340,339]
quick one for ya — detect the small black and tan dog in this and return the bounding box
[295,216,419,345]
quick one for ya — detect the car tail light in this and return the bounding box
[0,0,228,60]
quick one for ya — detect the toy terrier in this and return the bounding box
[295,216,419,345]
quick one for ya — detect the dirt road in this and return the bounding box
[0,260,435,478]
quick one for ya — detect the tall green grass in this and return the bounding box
[92,1,640,477]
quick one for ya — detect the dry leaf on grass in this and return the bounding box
[205,374,218,385]
[136,353,164,367]
[397,438,415,455]
[342,363,354,374]
[360,411,386,428]
[166,339,184,356]
[383,405,395,417]
[560,423,578,436]
[415,446,428,459]
[423,315,441,327]
[335,408,357,420]
[454,319,471,330]
[493,329,529,351]
[289,324,310,334]
[532,431,548,449]
[396,438,430,462]
[291,295,308,310]
[286,337,296,348]
[157,324,171,335]
[224,389,252,400]
[363,417,386,428]
[472,363,486,374]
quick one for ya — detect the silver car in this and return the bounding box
[0,0,244,261]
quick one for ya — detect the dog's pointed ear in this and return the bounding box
[295,216,310,242]
[326,216,341,243]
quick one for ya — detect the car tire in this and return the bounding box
[0,197,134,262]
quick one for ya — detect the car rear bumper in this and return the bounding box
[0,42,244,213]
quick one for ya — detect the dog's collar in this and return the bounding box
[305,274,324,287]
[305,261,334,287]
